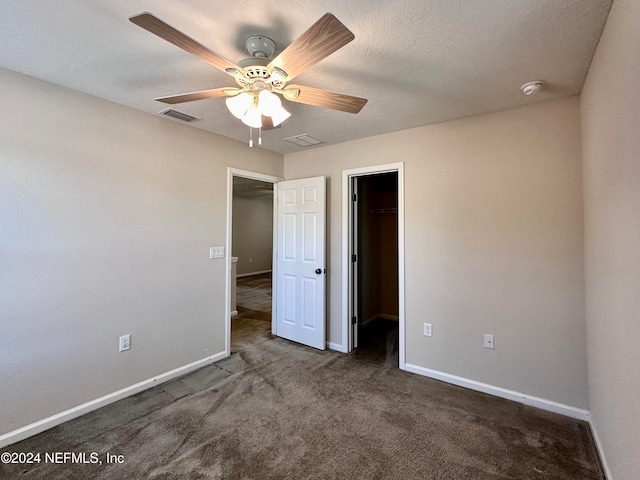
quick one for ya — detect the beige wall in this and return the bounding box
[285,97,587,408]
[232,193,273,275]
[581,0,640,477]
[0,67,283,436]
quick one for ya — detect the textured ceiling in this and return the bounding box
[0,0,612,154]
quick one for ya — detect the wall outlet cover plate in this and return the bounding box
[119,334,131,352]
[484,334,495,349]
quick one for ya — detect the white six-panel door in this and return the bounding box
[275,176,326,350]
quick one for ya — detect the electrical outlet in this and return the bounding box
[119,334,131,352]
[423,323,432,337]
[484,334,495,349]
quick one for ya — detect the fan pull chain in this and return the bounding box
[249,127,254,148]
[258,127,262,146]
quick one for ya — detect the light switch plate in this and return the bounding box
[423,323,432,337]
[119,334,131,352]
[209,246,225,259]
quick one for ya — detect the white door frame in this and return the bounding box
[341,162,405,369]
[225,167,283,357]
[351,176,360,349]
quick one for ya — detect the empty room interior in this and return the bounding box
[1,1,638,479]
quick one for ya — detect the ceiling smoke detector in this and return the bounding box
[520,80,545,95]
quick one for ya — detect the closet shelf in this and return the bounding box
[371,208,397,215]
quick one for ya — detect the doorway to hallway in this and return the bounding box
[232,272,273,351]
[226,169,280,356]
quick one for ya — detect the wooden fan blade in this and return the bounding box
[130,13,244,75]
[155,88,242,104]
[284,85,367,113]
[268,13,354,81]
[261,115,281,131]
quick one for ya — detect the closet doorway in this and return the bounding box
[342,163,405,369]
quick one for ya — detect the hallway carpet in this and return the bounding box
[230,273,273,352]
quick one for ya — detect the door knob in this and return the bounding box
[315,268,322,275]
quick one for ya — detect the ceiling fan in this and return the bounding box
[129,12,368,145]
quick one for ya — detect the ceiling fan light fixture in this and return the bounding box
[241,105,262,128]
[257,90,290,126]
[226,92,253,119]
[269,104,291,127]
[258,90,281,116]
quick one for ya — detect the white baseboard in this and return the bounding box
[236,270,272,278]
[361,315,378,327]
[327,342,347,353]
[588,416,612,480]
[362,313,400,327]
[404,363,589,421]
[230,310,238,317]
[0,351,227,449]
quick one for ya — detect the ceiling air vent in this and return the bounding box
[159,108,200,123]
[283,134,323,147]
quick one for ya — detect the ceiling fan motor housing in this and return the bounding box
[245,35,276,58]
[236,57,286,89]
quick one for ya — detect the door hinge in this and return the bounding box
[351,254,357,262]
[352,193,357,201]
[351,316,357,325]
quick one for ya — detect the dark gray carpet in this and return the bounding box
[0,283,604,479]
[354,318,400,368]
[236,274,272,317]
